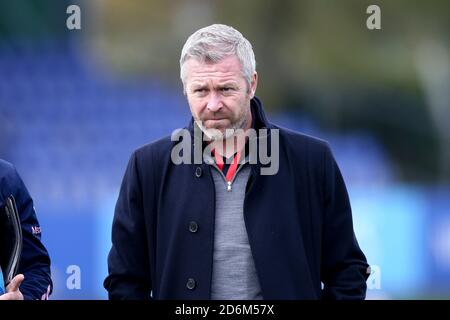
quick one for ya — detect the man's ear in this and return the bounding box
[249,72,258,98]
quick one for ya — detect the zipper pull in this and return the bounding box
[227,181,232,192]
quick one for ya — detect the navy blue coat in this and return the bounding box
[104,97,369,300]
[0,159,52,300]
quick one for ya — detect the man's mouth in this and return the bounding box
[204,117,227,121]
[203,118,228,124]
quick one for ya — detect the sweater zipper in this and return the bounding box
[211,158,248,192]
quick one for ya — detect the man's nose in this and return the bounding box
[206,92,222,112]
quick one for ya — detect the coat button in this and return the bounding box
[195,167,202,178]
[189,221,198,233]
[186,278,196,290]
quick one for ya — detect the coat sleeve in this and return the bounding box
[5,165,53,300]
[320,144,369,300]
[104,151,152,300]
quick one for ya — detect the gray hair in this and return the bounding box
[180,24,256,90]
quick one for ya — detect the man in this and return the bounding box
[104,24,369,300]
[0,159,52,300]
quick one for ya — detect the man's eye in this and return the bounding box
[221,87,233,92]
[194,88,206,93]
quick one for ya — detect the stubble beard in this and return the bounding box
[196,106,249,141]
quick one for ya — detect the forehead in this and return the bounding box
[184,55,244,84]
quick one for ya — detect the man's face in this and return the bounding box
[184,55,257,140]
